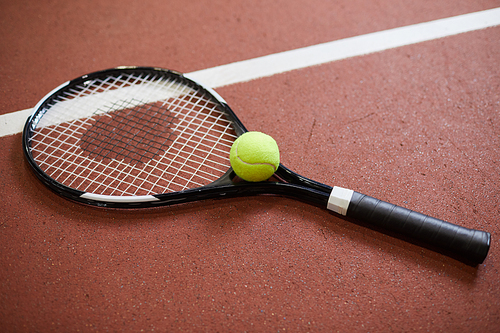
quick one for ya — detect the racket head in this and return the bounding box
[22,67,248,207]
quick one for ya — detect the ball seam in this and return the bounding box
[235,143,278,171]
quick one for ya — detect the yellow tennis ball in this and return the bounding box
[230,132,280,182]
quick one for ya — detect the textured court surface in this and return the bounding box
[1,1,499,332]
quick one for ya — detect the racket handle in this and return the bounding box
[327,187,491,264]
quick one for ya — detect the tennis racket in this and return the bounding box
[22,67,490,265]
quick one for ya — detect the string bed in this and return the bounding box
[28,71,237,196]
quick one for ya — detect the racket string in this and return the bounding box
[164,96,225,191]
[31,114,233,189]
[31,118,91,181]
[30,71,238,196]
[185,113,235,189]
[33,117,224,196]
[140,88,232,193]
[79,98,177,164]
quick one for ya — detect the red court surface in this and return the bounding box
[1,1,499,332]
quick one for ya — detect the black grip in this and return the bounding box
[347,192,490,265]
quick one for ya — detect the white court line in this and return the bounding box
[1,7,499,138]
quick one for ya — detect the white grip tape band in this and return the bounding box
[327,186,354,216]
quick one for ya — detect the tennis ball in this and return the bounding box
[230,132,280,182]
